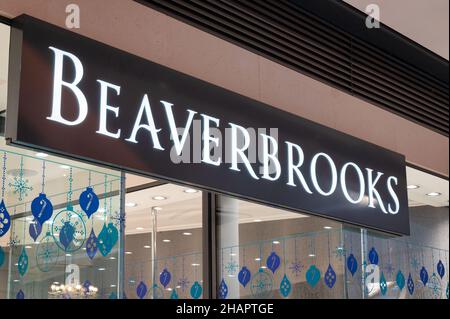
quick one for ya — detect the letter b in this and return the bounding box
[47,46,87,126]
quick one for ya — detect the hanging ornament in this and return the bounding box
[324,264,337,289]
[396,270,405,290]
[82,280,92,295]
[446,282,449,299]
[59,221,75,250]
[238,266,251,288]
[160,268,172,288]
[0,246,4,267]
[16,290,25,299]
[369,247,379,265]
[170,289,179,299]
[97,224,111,256]
[437,260,445,279]
[31,161,53,224]
[177,256,190,292]
[0,152,11,238]
[29,219,42,242]
[407,273,415,295]
[109,292,117,299]
[106,223,119,249]
[18,247,29,276]
[190,281,202,299]
[279,274,292,298]
[379,272,387,296]
[136,281,147,299]
[250,268,273,298]
[306,265,321,288]
[79,184,99,218]
[289,238,304,277]
[86,229,98,260]
[428,273,442,299]
[420,266,429,286]
[347,254,358,277]
[9,156,33,201]
[266,251,280,274]
[36,231,59,272]
[218,279,228,299]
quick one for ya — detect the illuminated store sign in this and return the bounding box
[6,16,410,235]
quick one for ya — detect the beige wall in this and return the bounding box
[0,0,448,176]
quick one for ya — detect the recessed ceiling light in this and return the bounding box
[272,240,280,245]
[426,192,441,197]
[109,257,116,260]
[182,232,192,236]
[254,257,261,261]
[162,239,171,243]
[144,245,151,249]
[228,274,235,277]
[323,226,332,230]
[407,185,420,189]
[125,202,137,207]
[260,266,267,269]
[253,219,262,222]
[60,165,70,170]
[136,227,145,230]
[308,254,316,257]
[65,253,72,257]
[125,251,132,255]
[35,152,48,158]
[183,188,198,194]
[13,279,20,282]
[153,206,163,211]
[110,284,116,288]
[166,288,173,291]
[98,268,106,271]
[25,245,32,249]
[152,196,167,201]
[191,263,201,267]
[230,253,237,257]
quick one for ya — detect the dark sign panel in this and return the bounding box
[6,16,410,235]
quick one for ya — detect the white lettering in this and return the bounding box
[310,152,337,196]
[229,123,259,180]
[260,133,281,181]
[340,162,365,204]
[96,80,121,139]
[285,141,313,193]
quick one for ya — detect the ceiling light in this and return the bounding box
[260,266,267,269]
[13,279,20,282]
[153,206,163,211]
[183,188,198,194]
[125,251,132,255]
[407,185,420,189]
[253,219,262,222]
[144,245,151,249]
[65,253,72,257]
[308,254,316,257]
[109,257,116,260]
[110,284,116,288]
[25,245,32,249]
[230,253,237,257]
[323,226,332,230]
[426,192,441,197]
[152,196,167,200]
[125,202,137,207]
[166,288,173,291]
[182,232,192,236]
[191,263,201,267]
[60,165,70,170]
[98,268,106,271]
[162,239,171,243]
[35,152,48,158]
[272,240,280,245]
[254,257,261,261]
[136,227,145,230]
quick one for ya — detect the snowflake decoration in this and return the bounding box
[224,260,239,275]
[334,246,346,260]
[9,176,33,201]
[7,234,20,247]
[428,274,442,299]
[177,277,190,292]
[110,210,125,229]
[289,260,304,277]
[410,256,420,272]
[384,262,396,277]
[250,270,273,298]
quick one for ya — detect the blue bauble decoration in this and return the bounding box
[170,289,179,299]
[136,281,147,299]
[29,219,42,242]
[420,266,429,286]
[324,264,337,289]
[79,187,99,218]
[368,247,379,265]
[279,274,292,298]
[86,229,98,260]
[266,251,281,274]
[190,281,203,299]
[0,199,11,237]
[396,270,405,290]
[218,279,228,299]
[59,221,75,251]
[98,224,112,257]
[238,266,251,287]
[380,272,387,296]
[407,273,415,295]
[306,265,321,288]
[16,290,24,299]
[0,246,4,267]
[347,253,358,276]
[31,193,53,225]
[18,248,29,277]
[437,260,445,279]
[160,268,171,288]
[106,223,119,249]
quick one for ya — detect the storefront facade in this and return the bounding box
[0,1,448,300]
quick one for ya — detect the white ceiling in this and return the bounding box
[345,0,449,60]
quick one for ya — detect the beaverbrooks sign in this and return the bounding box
[6,16,409,235]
